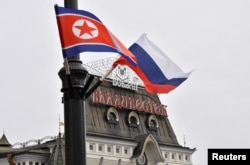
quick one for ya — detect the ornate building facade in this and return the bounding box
[0,59,195,165]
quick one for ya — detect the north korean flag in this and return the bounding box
[54,5,136,66]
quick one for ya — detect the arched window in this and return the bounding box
[106,107,119,124]
[147,115,159,130]
[128,111,140,127]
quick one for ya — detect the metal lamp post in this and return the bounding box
[58,1,88,165]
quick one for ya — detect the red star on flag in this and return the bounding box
[74,20,97,37]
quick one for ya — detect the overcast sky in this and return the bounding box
[1,0,250,164]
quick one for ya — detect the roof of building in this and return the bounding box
[0,134,12,147]
[48,133,65,165]
[0,135,58,164]
[85,77,180,146]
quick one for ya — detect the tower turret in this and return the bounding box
[0,134,12,147]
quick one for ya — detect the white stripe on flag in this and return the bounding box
[136,33,191,79]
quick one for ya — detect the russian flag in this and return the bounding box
[114,34,192,94]
[54,5,136,66]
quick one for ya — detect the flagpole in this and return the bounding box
[84,66,115,99]
[80,75,94,99]
[63,58,72,92]
[63,58,71,75]
[59,1,88,165]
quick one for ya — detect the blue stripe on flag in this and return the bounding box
[129,43,187,86]
[55,5,102,23]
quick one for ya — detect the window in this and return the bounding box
[35,163,39,165]
[109,112,116,122]
[116,146,121,154]
[89,143,95,151]
[131,116,137,124]
[107,145,113,153]
[149,120,156,128]
[165,153,168,158]
[106,107,119,124]
[98,144,104,152]
[185,155,189,161]
[147,115,159,130]
[172,154,175,160]
[128,111,139,127]
[89,144,93,150]
[29,162,33,165]
[179,154,182,161]
[124,147,129,155]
